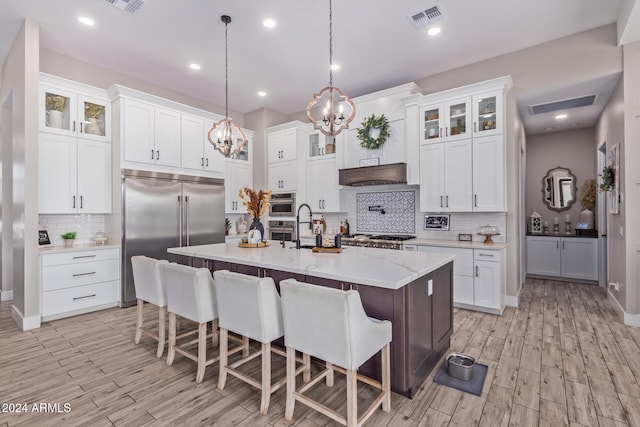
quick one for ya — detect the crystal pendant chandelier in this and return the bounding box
[306,0,356,137]
[208,15,247,158]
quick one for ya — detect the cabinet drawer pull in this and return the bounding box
[72,255,96,259]
[73,294,96,301]
[478,253,494,257]
[475,266,479,277]
[73,272,97,277]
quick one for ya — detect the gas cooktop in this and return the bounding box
[341,234,416,250]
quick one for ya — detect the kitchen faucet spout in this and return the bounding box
[295,203,313,249]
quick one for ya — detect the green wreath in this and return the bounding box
[357,114,390,150]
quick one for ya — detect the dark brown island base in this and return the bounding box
[168,242,454,398]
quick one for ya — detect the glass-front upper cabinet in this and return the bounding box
[227,130,252,163]
[472,90,503,137]
[308,130,336,158]
[420,97,471,144]
[40,83,111,143]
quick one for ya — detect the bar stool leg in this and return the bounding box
[285,346,296,421]
[135,298,144,344]
[196,322,207,383]
[218,328,229,390]
[260,342,272,415]
[303,352,311,382]
[156,306,166,357]
[167,312,176,365]
[346,369,358,427]
[211,319,219,348]
[242,335,250,358]
[382,344,391,412]
[326,362,334,387]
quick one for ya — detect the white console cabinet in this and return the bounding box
[41,247,120,321]
[526,235,598,282]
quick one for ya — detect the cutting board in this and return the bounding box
[312,246,342,253]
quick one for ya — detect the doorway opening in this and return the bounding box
[597,142,608,287]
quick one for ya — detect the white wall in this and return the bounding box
[0,19,40,329]
[595,77,626,309]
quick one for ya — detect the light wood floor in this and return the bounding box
[1,280,640,426]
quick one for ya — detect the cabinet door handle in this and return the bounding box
[562,241,565,250]
[151,150,154,160]
[156,150,159,160]
[201,157,204,167]
[475,266,479,277]
[445,127,448,137]
[73,294,96,301]
[318,200,321,210]
[557,241,559,249]
[73,272,96,277]
[474,194,478,207]
[80,195,83,209]
[439,127,442,138]
[206,158,208,167]
[72,196,76,209]
[73,121,76,132]
[446,195,449,208]
[72,255,96,259]
[80,122,83,133]
[474,122,477,133]
[440,195,443,208]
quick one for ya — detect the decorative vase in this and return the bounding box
[84,117,104,135]
[47,110,64,129]
[249,218,264,241]
[579,209,594,229]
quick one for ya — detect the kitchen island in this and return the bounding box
[168,242,455,398]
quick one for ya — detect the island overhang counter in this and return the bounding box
[168,242,455,398]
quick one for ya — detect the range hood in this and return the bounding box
[338,162,407,186]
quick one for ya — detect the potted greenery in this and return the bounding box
[598,165,615,192]
[84,103,105,135]
[61,231,77,248]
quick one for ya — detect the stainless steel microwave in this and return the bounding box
[269,193,296,217]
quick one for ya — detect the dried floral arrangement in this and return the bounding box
[580,179,597,210]
[238,187,272,219]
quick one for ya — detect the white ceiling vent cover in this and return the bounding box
[409,6,444,30]
[105,0,144,14]
[529,94,598,115]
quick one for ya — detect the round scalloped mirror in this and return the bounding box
[541,166,577,212]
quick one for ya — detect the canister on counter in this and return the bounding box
[315,234,322,248]
[334,234,342,248]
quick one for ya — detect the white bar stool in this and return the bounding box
[131,255,169,357]
[162,263,222,383]
[214,270,310,415]
[280,279,392,427]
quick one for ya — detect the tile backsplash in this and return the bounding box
[355,191,415,234]
[39,214,110,245]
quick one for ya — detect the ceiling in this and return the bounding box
[0,0,628,134]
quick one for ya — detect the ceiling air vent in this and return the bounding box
[105,0,144,14]
[408,6,444,30]
[529,94,597,115]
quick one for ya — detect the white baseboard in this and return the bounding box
[10,305,41,331]
[607,289,640,327]
[1,290,13,301]
[505,286,521,308]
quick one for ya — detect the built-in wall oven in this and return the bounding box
[269,193,296,217]
[269,220,296,242]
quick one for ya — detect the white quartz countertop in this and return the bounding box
[168,242,455,290]
[406,238,509,250]
[39,243,120,254]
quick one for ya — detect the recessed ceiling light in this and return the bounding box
[189,63,201,70]
[263,18,276,28]
[257,91,267,97]
[78,16,95,26]
[330,63,340,71]
[427,27,441,36]
[555,114,567,120]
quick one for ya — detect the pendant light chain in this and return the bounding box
[224,18,229,121]
[328,0,333,88]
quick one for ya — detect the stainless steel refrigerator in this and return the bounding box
[121,169,224,307]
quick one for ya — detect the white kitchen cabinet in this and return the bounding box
[41,247,120,321]
[472,135,505,211]
[39,133,111,214]
[267,128,298,163]
[404,244,505,314]
[225,162,252,213]
[268,161,298,192]
[419,140,472,212]
[40,80,111,143]
[122,99,180,167]
[526,235,598,281]
[306,157,339,212]
[419,97,471,144]
[307,131,336,159]
[472,90,503,137]
[181,114,225,173]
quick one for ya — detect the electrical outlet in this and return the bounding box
[428,279,433,296]
[608,281,620,291]
[619,226,624,237]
